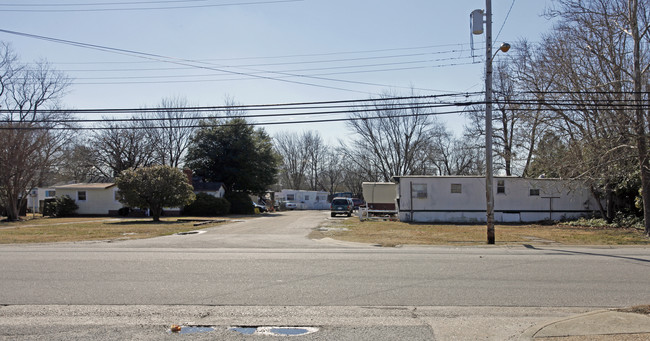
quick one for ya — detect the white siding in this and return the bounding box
[275,189,330,210]
[395,176,598,223]
[56,186,123,215]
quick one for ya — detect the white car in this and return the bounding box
[284,201,297,210]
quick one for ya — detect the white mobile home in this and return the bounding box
[274,189,330,210]
[392,176,599,223]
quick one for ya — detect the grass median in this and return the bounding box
[311,218,650,246]
[0,216,231,244]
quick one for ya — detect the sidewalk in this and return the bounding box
[521,308,650,340]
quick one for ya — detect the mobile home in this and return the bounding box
[392,176,599,223]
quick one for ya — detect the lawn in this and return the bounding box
[0,216,231,244]
[311,219,650,246]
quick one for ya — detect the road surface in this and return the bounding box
[1,210,649,340]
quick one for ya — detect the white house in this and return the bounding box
[192,180,226,198]
[53,183,123,215]
[392,176,599,223]
[25,187,57,213]
[274,189,330,210]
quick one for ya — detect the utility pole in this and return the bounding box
[472,1,508,244]
[484,0,495,244]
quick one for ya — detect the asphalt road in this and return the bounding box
[1,210,649,340]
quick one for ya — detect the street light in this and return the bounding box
[473,1,510,244]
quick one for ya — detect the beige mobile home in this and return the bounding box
[361,182,397,211]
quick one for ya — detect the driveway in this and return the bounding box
[104,210,352,249]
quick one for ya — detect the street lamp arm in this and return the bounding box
[490,43,511,62]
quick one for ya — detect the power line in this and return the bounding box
[494,0,516,44]
[48,51,476,72]
[0,108,470,130]
[0,93,481,114]
[2,103,469,124]
[68,60,481,86]
[49,42,483,65]
[0,0,303,12]
[0,28,379,95]
[0,0,232,6]
[4,95,650,130]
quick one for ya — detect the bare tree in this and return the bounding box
[318,149,346,194]
[303,131,326,191]
[0,46,73,220]
[55,142,105,182]
[522,0,650,227]
[274,131,309,190]
[90,119,156,177]
[344,93,443,181]
[465,56,550,176]
[430,129,484,175]
[139,97,200,168]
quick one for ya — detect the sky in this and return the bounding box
[0,0,556,143]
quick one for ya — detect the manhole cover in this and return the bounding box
[229,326,319,336]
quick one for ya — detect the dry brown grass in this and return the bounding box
[0,217,229,244]
[617,305,650,315]
[311,219,650,246]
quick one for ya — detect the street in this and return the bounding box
[1,210,649,340]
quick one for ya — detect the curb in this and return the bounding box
[519,310,650,340]
[519,310,609,340]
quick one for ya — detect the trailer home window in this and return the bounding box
[412,184,427,198]
[497,180,505,194]
[529,188,540,196]
[286,194,295,201]
[77,191,87,201]
[451,183,462,194]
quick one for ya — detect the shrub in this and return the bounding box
[42,198,56,216]
[52,195,79,217]
[613,212,644,229]
[564,213,644,229]
[183,193,231,216]
[225,191,254,215]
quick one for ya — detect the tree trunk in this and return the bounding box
[590,185,608,221]
[5,203,19,221]
[629,0,650,237]
[151,207,162,222]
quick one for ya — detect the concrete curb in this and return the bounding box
[520,310,650,340]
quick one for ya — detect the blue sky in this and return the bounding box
[0,0,555,142]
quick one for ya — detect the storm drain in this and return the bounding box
[229,326,319,336]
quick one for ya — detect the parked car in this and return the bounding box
[330,197,354,217]
[252,201,268,213]
[284,201,297,210]
[351,198,365,210]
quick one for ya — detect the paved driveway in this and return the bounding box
[104,210,353,249]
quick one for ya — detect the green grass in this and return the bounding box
[0,216,230,244]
